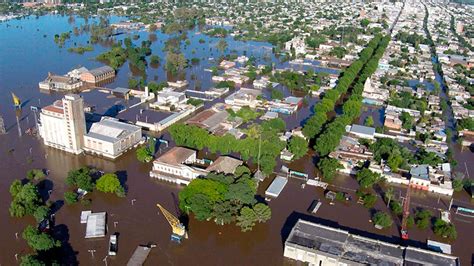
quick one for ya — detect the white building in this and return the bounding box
[83,117,142,159]
[150,147,242,185]
[285,37,306,55]
[224,88,261,108]
[151,88,187,109]
[39,73,83,91]
[149,147,209,185]
[38,94,86,154]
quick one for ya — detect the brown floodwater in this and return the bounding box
[0,14,473,266]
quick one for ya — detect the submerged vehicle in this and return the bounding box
[109,234,118,256]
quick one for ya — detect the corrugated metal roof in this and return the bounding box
[85,212,106,238]
[88,66,114,77]
[351,124,375,136]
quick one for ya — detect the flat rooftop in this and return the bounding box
[265,176,288,198]
[286,220,459,266]
[85,212,106,238]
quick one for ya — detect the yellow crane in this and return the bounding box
[156,204,188,243]
[11,93,21,109]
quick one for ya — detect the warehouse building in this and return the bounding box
[80,66,115,84]
[83,117,142,159]
[284,219,459,266]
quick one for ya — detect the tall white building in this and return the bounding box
[39,94,86,154]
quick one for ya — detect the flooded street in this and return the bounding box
[0,15,473,265]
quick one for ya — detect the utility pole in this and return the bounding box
[0,113,6,134]
[465,162,470,179]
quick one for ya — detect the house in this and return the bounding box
[219,60,236,69]
[460,130,474,147]
[280,149,294,161]
[347,124,376,140]
[268,96,303,114]
[186,108,230,133]
[168,80,188,89]
[285,37,306,55]
[39,73,83,91]
[410,165,431,190]
[80,66,115,84]
[150,147,243,185]
[83,117,143,159]
[150,147,207,185]
[205,156,242,175]
[225,88,261,108]
[155,88,187,106]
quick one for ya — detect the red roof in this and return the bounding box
[43,104,64,115]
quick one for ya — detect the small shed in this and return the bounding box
[85,212,106,238]
[80,210,92,224]
[112,87,130,99]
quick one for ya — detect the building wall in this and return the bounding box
[39,95,85,155]
[284,245,344,266]
[63,95,86,154]
[39,112,69,151]
[80,70,115,84]
[83,128,141,159]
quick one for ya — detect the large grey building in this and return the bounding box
[284,219,459,266]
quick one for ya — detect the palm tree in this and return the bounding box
[216,39,228,55]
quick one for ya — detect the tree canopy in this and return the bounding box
[66,167,94,192]
[9,181,42,218]
[288,136,308,160]
[22,225,60,251]
[179,171,271,231]
[373,211,393,228]
[317,158,342,181]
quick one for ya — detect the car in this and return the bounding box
[307,200,322,214]
[38,219,50,233]
[109,234,118,256]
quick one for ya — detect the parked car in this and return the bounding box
[109,234,118,256]
[307,200,322,214]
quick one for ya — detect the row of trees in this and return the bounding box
[169,120,286,175]
[302,34,383,140]
[314,35,390,157]
[179,170,271,232]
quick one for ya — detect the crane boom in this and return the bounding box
[401,184,411,240]
[156,204,187,242]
